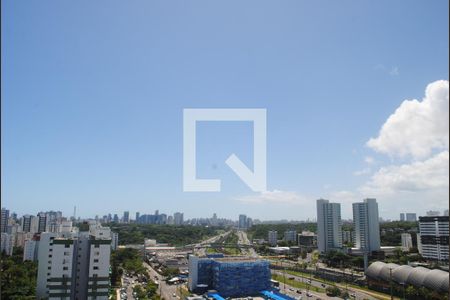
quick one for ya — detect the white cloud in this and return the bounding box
[353,168,371,176]
[364,156,375,165]
[367,80,449,159]
[361,151,449,194]
[234,190,308,205]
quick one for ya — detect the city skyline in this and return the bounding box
[2,1,449,220]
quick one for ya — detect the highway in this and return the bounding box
[273,270,381,300]
[194,231,231,256]
[236,230,258,257]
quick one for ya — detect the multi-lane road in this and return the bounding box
[237,230,258,257]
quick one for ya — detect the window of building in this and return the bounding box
[94,259,99,263]
[63,266,68,270]
[93,266,99,270]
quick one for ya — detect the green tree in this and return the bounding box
[1,248,38,299]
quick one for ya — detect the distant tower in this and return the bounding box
[73,206,77,221]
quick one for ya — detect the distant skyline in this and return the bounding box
[2,1,449,220]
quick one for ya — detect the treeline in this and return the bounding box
[111,248,147,286]
[248,221,419,247]
[108,223,224,246]
[0,247,37,299]
[379,221,418,246]
[247,223,317,240]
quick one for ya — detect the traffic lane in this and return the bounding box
[274,271,377,300]
[277,281,339,300]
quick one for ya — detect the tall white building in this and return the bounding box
[418,216,449,261]
[406,213,417,222]
[36,223,111,299]
[352,198,380,252]
[316,199,342,253]
[268,230,278,246]
[401,233,413,251]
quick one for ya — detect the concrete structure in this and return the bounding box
[283,230,297,242]
[418,216,449,261]
[298,231,317,250]
[342,230,353,245]
[366,261,449,293]
[36,223,111,299]
[426,210,441,217]
[268,230,278,246]
[1,208,9,233]
[174,212,184,225]
[188,255,271,297]
[24,238,39,261]
[316,199,342,253]
[123,211,130,223]
[417,233,423,254]
[401,233,413,251]
[1,232,14,255]
[135,212,140,222]
[111,232,119,250]
[352,198,380,252]
[406,213,417,222]
[238,214,248,230]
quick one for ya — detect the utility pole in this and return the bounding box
[389,268,394,300]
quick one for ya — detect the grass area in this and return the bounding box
[282,269,395,300]
[272,274,325,293]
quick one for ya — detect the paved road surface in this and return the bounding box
[237,230,258,257]
[144,261,184,300]
[273,270,380,300]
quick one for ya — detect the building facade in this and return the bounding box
[316,199,342,253]
[401,233,413,251]
[352,198,380,252]
[268,230,278,246]
[188,255,271,297]
[36,223,111,299]
[284,230,297,242]
[418,216,449,261]
[406,213,417,222]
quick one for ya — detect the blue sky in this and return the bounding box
[2,0,449,220]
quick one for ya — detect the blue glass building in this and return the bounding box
[188,255,271,297]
